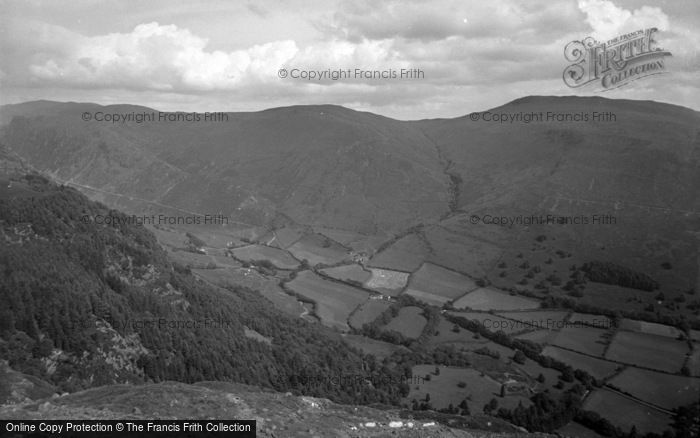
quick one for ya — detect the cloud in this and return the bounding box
[577,0,669,40]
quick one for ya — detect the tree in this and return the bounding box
[513,350,526,364]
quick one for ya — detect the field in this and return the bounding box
[514,330,558,344]
[405,365,530,413]
[427,316,492,348]
[287,234,349,266]
[605,331,689,373]
[364,268,409,295]
[422,226,502,278]
[452,288,539,311]
[367,233,428,272]
[550,327,610,357]
[618,319,682,338]
[320,264,371,284]
[348,299,391,330]
[383,306,427,339]
[270,226,302,249]
[567,313,613,329]
[557,421,605,438]
[285,271,369,331]
[541,346,620,380]
[193,268,304,317]
[404,263,478,304]
[341,334,409,360]
[608,368,700,410]
[583,389,672,435]
[447,311,531,335]
[230,244,300,269]
[496,311,570,330]
[688,348,700,377]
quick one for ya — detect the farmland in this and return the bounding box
[230,244,301,269]
[446,311,530,335]
[367,233,428,272]
[496,311,570,330]
[541,346,620,379]
[583,389,672,436]
[364,268,409,295]
[405,365,531,413]
[404,263,478,304]
[320,264,371,284]
[618,319,682,338]
[427,316,492,348]
[285,271,369,331]
[383,306,427,339]
[608,367,700,410]
[605,331,689,373]
[348,299,391,330]
[341,334,409,360]
[567,313,613,329]
[287,234,349,266]
[550,327,611,357]
[452,288,539,311]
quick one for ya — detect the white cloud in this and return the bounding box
[578,0,669,41]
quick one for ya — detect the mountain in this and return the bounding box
[3,96,696,296]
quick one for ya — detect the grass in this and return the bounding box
[541,346,620,380]
[285,271,370,331]
[320,264,371,284]
[447,311,531,335]
[557,421,606,438]
[368,233,428,272]
[341,334,409,360]
[605,331,689,373]
[287,234,348,266]
[583,389,672,436]
[452,288,539,311]
[550,327,611,357]
[364,268,409,295]
[383,306,427,339]
[423,226,502,279]
[427,316,493,348]
[230,244,300,269]
[688,348,700,377]
[348,299,391,330]
[618,319,682,338]
[567,313,613,329]
[496,311,570,330]
[405,263,478,303]
[405,365,530,413]
[514,330,558,344]
[608,367,700,410]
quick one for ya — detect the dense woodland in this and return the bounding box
[0,174,408,404]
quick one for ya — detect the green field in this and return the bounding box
[583,389,672,436]
[452,288,539,311]
[422,226,502,279]
[514,329,558,344]
[496,311,570,331]
[618,319,682,338]
[286,271,369,331]
[605,331,689,373]
[688,347,700,377]
[368,233,428,272]
[364,268,409,295]
[557,421,606,438]
[608,367,700,410]
[320,264,371,284]
[541,346,620,380]
[287,234,349,266]
[427,316,493,348]
[447,311,531,335]
[550,327,610,357]
[405,365,530,413]
[384,306,427,339]
[348,299,391,330]
[230,244,300,269]
[403,263,478,305]
[567,313,613,329]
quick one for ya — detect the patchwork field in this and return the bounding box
[384,306,427,339]
[496,311,570,331]
[348,299,391,330]
[447,311,531,335]
[605,331,689,373]
[270,227,302,249]
[287,234,348,266]
[404,263,478,305]
[550,327,611,357]
[567,313,613,329]
[557,421,606,438]
[230,244,300,269]
[367,233,428,272]
[428,316,492,348]
[405,365,530,413]
[514,330,558,344]
[423,226,501,279]
[583,389,672,436]
[608,368,700,410]
[364,268,409,295]
[452,288,539,311]
[286,271,369,331]
[320,264,371,284]
[542,346,620,380]
[688,348,700,377]
[618,319,682,339]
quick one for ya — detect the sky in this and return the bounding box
[0,0,698,119]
